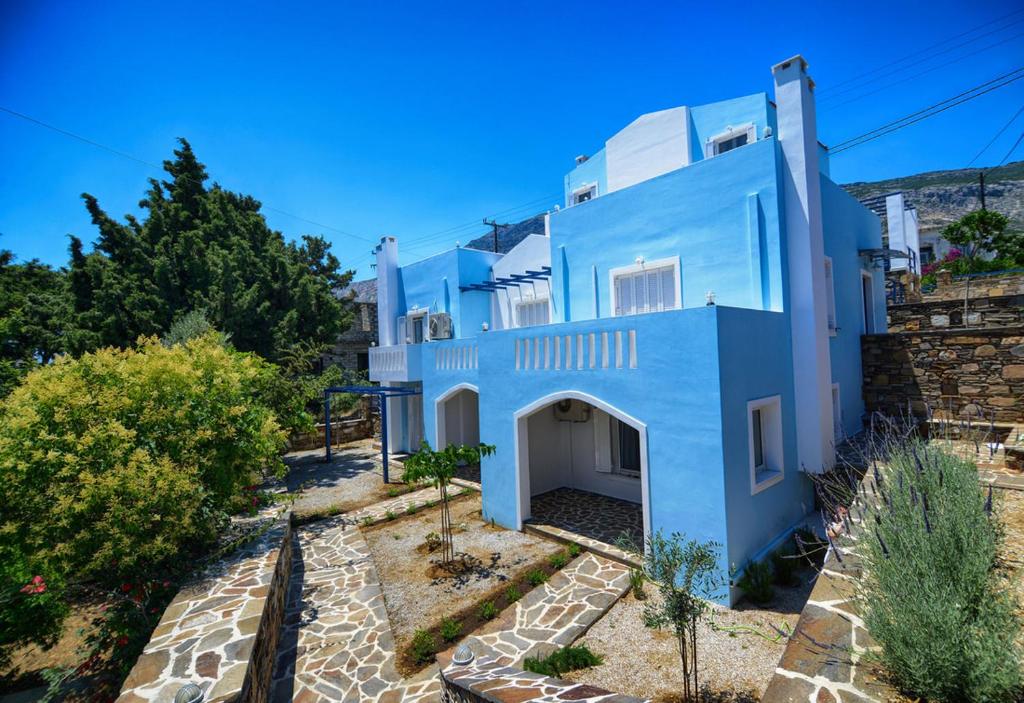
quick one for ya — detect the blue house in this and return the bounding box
[367,56,884,602]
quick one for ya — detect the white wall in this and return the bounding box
[526,404,642,503]
[606,106,692,194]
[490,234,553,330]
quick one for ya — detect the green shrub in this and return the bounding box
[629,567,647,600]
[0,335,285,586]
[548,552,569,569]
[567,542,582,558]
[385,510,397,521]
[770,548,799,587]
[0,545,67,670]
[0,334,286,671]
[523,645,603,678]
[737,559,774,604]
[505,584,522,603]
[478,601,497,620]
[527,569,548,586]
[410,628,436,663]
[853,442,1021,701]
[405,503,418,515]
[439,617,462,642]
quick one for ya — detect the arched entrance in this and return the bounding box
[514,391,650,550]
[435,384,480,448]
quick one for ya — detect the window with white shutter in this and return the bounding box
[516,298,550,328]
[610,258,680,316]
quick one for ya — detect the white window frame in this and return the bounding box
[748,395,784,495]
[571,182,598,206]
[515,296,551,328]
[831,383,842,442]
[824,256,837,336]
[860,270,876,334]
[705,123,757,158]
[608,255,682,317]
[406,308,429,344]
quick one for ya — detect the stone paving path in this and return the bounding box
[458,552,632,666]
[271,486,632,702]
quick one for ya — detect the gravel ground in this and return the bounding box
[564,577,815,702]
[282,441,403,517]
[995,488,1024,620]
[363,494,562,655]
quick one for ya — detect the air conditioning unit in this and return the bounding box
[428,312,453,340]
[553,399,591,423]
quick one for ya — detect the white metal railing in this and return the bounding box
[434,342,479,371]
[513,329,638,372]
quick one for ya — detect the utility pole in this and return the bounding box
[979,171,986,210]
[483,218,509,253]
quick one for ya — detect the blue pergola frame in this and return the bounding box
[323,385,422,483]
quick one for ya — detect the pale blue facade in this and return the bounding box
[370,58,883,603]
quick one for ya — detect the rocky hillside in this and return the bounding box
[843,160,1024,233]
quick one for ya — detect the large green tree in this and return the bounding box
[67,139,354,362]
[0,250,68,396]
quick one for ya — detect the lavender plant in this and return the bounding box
[817,427,1021,702]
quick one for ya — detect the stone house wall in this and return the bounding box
[887,294,1024,332]
[289,396,374,451]
[321,301,377,374]
[861,326,1024,423]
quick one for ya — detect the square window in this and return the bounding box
[748,395,783,494]
[611,257,680,317]
[707,124,756,158]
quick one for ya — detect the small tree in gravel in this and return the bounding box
[640,530,724,703]
[402,441,494,566]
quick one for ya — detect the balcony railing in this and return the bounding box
[511,327,638,372]
[433,341,479,371]
[368,344,422,383]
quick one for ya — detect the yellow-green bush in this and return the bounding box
[0,334,286,585]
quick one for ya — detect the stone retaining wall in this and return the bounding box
[115,512,293,703]
[862,326,1024,423]
[887,294,1024,332]
[289,397,374,451]
[923,271,1024,302]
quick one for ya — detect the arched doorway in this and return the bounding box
[435,384,480,448]
[514,391,649,551]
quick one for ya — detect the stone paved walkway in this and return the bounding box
[526,488,643,567]
[458,553,632,665]
[271,490,632,702]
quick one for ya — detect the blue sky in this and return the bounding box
[2,1,1022,280]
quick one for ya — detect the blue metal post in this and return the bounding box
[380,393,389,484]
[324,392,332,463]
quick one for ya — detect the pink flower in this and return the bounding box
[20,575,47,594]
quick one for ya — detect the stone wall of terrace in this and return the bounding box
[922,270,1024,302]
[861,326,1024,423]
[886,294,1024,332]
[115,512,292,703]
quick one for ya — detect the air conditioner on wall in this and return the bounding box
[553,399,591,423]
[428,312,453,340]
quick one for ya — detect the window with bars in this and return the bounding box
[613,264,678,316]
[516,298,550,328]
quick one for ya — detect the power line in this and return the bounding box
[830,68,1024,154]
[0,105,376,244]
[967,103,1024,167]
[819,7,1024,94]
[994,130,1024,167]
[820,30,1024,113]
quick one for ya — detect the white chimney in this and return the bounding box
[772,55,835,473]
[375,236,400,347]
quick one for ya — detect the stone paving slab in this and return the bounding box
[270,517,401,703]
[116,513,292,703]
[439,655,647,703]
[458,553,631,666]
